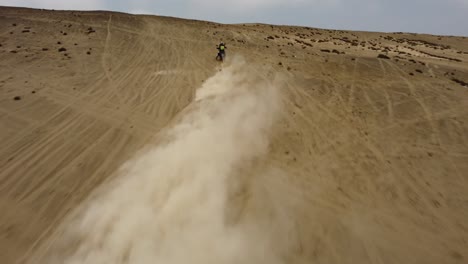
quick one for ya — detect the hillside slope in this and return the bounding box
[1,6,468,264]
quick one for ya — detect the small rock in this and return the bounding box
[42,48,49,51]
[378,54,390,59]
[57,41,62,44]
[13,96,21,101]
[58,47,67,52]
[86,27,96,34]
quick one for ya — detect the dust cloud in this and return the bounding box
[43,58,292,264]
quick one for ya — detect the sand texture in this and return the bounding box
[1,6,468,264]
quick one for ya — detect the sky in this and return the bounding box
[1,0,467,36]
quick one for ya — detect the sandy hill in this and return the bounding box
[1,6,468,264]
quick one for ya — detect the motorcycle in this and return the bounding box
[216,51,225,62]
[215,45,226,62]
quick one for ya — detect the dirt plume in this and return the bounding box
[38,58,291,264]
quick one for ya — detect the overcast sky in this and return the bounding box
[1,0,467,36]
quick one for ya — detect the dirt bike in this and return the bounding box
[215,44,226,62]
[216,51,225,62]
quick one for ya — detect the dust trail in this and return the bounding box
[41,58,288,264]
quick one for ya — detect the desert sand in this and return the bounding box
[1,6,468,264]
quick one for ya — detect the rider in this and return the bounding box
[217,42,227,58]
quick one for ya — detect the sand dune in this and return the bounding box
[1,6,468,264]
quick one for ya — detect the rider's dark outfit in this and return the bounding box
[217,43,226,55]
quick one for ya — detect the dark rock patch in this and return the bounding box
[10,50,17,53]
[451,78,468,87]
[450,251,463,260]
[42,48,49,51]
[13,96,21,101]
[58,47,67,52]
[378,54,390,59]
[419,50,462,62]
[86,51,91,55]
[22,30,30,33]
[415,69,423,74]
[86,27,96,34]
[57,41,62,44]
[320,49,331,53]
